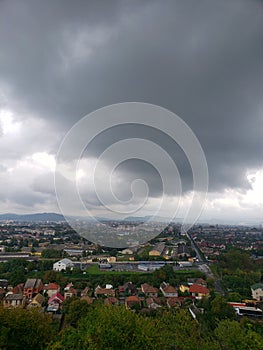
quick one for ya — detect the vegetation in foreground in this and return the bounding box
[1,299,263,350]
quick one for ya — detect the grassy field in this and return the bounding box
[86,264,144,275]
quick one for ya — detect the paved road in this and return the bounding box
[198,263,226,295]
[186,232,226,295]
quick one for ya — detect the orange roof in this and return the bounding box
[189,284,210,294]
[104,297,119,305]
[163,285,177,293]
[167,297,182,307]
[141,283,158,294]
[66,287,77,294]
[196,278,206,285]
[146,297,162,306]
[126,295,140,302]
[12,283,24,294]
[96,288,115,295]
[46,283,60,290]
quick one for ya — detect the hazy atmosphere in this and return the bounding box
[0,0,263,224]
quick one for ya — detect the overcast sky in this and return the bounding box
[0,0,263,224]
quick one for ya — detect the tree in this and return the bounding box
[65,299,90,327]
[49,305,217,350]
[214,319,263,350]
[0,306,55,350]
[41,249,63,259]
[227,292,243,302]
[42,270,58,283]
[210,296,237,321]
[8,266,26,286]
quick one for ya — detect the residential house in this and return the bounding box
[141,283,159,297]
[3,293,25,308]
[118,282,137,296]
[28,293,45,308]
[167,297,182,309]
[177,244,190,258]
[23,279,43,299]
[53,258,73,272]
[179,284,190,293]
[125,295,141,309]
[149,243,165,257]
[189,284,210,299]
[81,286,91,297]
[187,278,207,287]
[160,282,178,297]
[44,282,60,297]
[95,285,115,298]
[64,282,74,291]
[12,283,24,295]
[146,297,162,310]
[251,283,263,301]
[64,287,78,299]
[104,297,119,306]
[47,292,64,312]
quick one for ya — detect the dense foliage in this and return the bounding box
[0,307,55,350]
[1,296,263,349]
[213,248,262,298]
[48,303,263,350]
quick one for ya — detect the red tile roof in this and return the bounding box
[196,278,206,286]
[126,295,141,302]
[141,283,158,294]
[104,297,119,305]
[95,288,115,296]
[189,284,210,294]
[146,297,162,307]
[167,297,182,308]
[163,285,178,293]
[46,283,60,290]
[48,292,64,304]
[12,283,24,294]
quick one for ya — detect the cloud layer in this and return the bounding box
[0,0,263,222]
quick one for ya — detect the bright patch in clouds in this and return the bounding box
[244,170,263,205]
[199,170,263,223]
[31,152,56,172]
[0,110,21,135]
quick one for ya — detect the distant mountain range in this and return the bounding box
[0,213,178,224]
[0,213,65,222]
[0,212,261,226]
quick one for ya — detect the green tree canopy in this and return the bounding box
[0,306,55,350]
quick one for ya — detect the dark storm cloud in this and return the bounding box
[0,0,263,196]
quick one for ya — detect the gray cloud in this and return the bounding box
[0,0,263,215]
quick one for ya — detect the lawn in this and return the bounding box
[86,264,144,275]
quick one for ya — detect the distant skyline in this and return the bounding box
[0,0,263,223]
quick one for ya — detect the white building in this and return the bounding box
[44,230,55,236]
[251,283,263,301]
[53,258,73,272]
